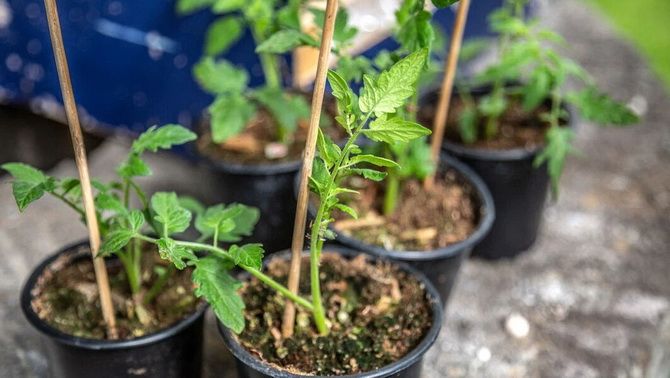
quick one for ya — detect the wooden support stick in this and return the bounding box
[424,0,472,190]
[282,0,339,339]
[43,0,118,339]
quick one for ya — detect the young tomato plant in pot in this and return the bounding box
[5,124,259,378]
[176,0,358,253]
[420,0,639,259]
[315,0,495,304]
[212,50,444,377]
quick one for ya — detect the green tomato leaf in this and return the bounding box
[336,55,374,84]
[1,163,56,211]
[178,196,206,216]
[534,126,575,197]
[327,70,357,133]
[567,87,639,126]
[132,124,197,154]
[127,210,145,232]
[212,0,244,13]
[277,0,301,29]
[196,204,259,242]
[118,154,151,179]
[192,255,245,333]
[209,94,256,143]
[255,30,318,54]
[359,48,428,116]
[176,0,215,15]
[333,203,358,219]
[523,66,553,111]
[478,92,508,118]
[396,10,434,52]
[309,157,330,196]
[99,229,134,257]
[205,17,243,56]
[350,154,400,168]
[253,89,310,137]
[432,0,459,7]
[194,57,249,95]
[222,204,259,242]
[349,168,386,182]
[151,192,192,236]
[317,129,342,168]
[363,114,431,144]
[229,243,264,269]
[458,104,479,144]
[95,193,127,216]
[157,237,196,270]
[392,139,435,180]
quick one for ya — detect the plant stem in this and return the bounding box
[309,203,329,335]
[50,192,86,218]
[251,26,281,89]
[133,235,314,311]
[383,170,400,216]
[303,112,373,334]
[144,264,173,305]
[119,251,141,295]
[382,144,400,216]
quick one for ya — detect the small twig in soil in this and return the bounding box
[333,213,386,231]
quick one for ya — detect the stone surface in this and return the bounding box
[1,0,669,377]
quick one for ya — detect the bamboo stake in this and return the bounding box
[282,0,339,338]
[424,0,472,190]
[43,0,118,339]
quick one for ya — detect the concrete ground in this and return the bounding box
[1,0,669,377]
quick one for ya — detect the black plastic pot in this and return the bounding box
[324,153,494,305]
[21,240,207,378]
[200,155,302,254]
[422,88,573,259]
[218,246,443,378]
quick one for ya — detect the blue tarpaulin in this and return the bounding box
[0,0,505,136]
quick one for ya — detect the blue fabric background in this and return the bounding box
[0,0,504,135]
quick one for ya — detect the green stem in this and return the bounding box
[549,90,562,128]
[50,192,85,218]
[383,170,400,217]
[133,235,314,311]
[144,264,173,305]
[251,26,281,89]
[132,238,142,287]
[303,112,374,334]
[309,203,328,335]
[119,251,141,295]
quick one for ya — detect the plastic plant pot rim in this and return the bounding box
[21,239,208,351]
[197,147,303,176]
[218,246,444,378]
[301,152,496,261]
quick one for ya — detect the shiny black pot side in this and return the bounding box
[422,87,573,260]
[21,240,207,378]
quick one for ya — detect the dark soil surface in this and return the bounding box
[333,171,479,251]
[197,96,341,165]
[236,253,433,375]
[31,246,199,340]
[419,95,552,150]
